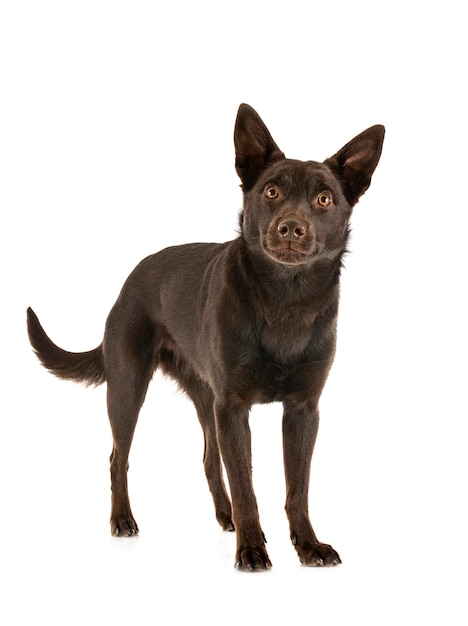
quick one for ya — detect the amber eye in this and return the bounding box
[264,186,279,199]
[317,193,332,207]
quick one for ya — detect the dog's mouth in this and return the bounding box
[262,239,320,266]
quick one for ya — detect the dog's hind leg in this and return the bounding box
[107,385,146,536]
[159,347,233,531]
[104,315,156,536]
[191,386,234,531]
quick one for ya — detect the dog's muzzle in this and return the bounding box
[264,212,317,265]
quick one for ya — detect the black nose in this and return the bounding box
[277,218,306,240]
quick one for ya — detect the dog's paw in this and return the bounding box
[235,546,272,571]
[111,516,139,537]
[293,538,341,567]
[217,512,235,532]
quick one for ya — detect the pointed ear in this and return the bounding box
[234,104,285,191]
[325,125,385,207]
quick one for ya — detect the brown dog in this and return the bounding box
[27,104,384,570]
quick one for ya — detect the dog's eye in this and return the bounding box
[317,193,332,207]
[264,186,280,199]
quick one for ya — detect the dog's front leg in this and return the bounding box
[215,401,271,571]
[282,398,341,566]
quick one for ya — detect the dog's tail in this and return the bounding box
[26,307,106,387]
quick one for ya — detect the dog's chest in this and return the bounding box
[230,310,335,403]
[258,307,317,360]
[247,356,308,402]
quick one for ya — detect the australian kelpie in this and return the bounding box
[27,104,384,570]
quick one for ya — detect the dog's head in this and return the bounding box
[235,104,385,267]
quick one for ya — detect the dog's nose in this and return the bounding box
[277,218,306,240]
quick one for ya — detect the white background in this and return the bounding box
[1,1,467,624]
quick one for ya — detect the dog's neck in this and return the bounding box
[235,237,345,313]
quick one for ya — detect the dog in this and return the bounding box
[27,104,384,570]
